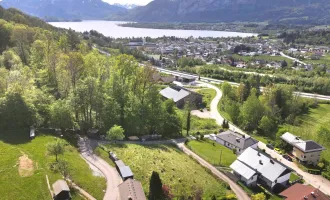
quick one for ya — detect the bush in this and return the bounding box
[307,169,321,175]
[232,148,237,154]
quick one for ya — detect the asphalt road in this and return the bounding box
[78,137,122,200]
[156,67,330,101]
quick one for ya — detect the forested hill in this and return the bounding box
[0,6,54,29]
[0,6,183,138]
[0,0,127,21]
[123,0,330,24]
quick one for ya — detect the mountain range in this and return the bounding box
[1,0,330,24]
[126,0,330,24]
[0,0,127,20]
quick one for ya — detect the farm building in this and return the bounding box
[52,180,71,200]
[160,85,203,108]
[115,160,134,180]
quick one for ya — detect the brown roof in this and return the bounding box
[280,184,330,200]
[118,179,146,200]
[52,180,70,196]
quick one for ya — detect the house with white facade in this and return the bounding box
[230,147,292,190]
[280,132,326,166]
[216,130,258,154]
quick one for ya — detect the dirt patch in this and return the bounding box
[191,109,212,119]
[18,154,34,177]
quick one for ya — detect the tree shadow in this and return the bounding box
[0,129,31,145]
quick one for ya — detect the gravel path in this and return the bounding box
[78,137,122,200]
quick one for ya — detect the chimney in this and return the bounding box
[259,160,263,165]
[257,152,261,156]
[270,160,275,164]
[311,192,316,197]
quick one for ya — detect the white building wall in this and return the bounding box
[273,172,291,187]
[216,138,225,145]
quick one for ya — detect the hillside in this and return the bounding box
[0,0,127,20]
[124,0,330,24]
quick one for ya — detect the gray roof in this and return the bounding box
[52,180,70,196]
[118,179,146,200]
[231,148,292,182]
[119,166,134,178]
[115,160,126,168]
[281,132,325,153]
[230,160,256,180]
[159,87,190,102]
[216,130,258,150]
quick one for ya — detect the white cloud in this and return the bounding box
[103,0,153,6]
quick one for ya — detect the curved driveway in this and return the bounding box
[78,137,122,200]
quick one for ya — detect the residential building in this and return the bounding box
[280,132,326,166]
[216,130,258,154]
[159,85,203,108]
[279,183,330,200]
[118,179,146,200]
[230,147,292,190]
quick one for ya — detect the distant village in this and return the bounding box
[122,36,330,73]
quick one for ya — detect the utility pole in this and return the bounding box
[219,150,222,166]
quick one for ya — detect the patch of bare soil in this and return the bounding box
[18,154,34,177]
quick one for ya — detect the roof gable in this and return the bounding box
[216,131,258,150]
[281,132,325,153]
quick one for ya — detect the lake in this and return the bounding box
[49,21,256,38]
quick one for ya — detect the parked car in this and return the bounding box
[283,154,293,162]
[266,144,275,150]
[274,148,283,155]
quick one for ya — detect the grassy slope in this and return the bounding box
[98,144,230,199]
[186,140,237,167]
[0,134,106,200]
[281,104,330,161]
[197,88,216,109]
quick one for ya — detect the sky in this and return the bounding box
[102,0,153,6]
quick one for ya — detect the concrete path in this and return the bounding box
[78,137,122,200]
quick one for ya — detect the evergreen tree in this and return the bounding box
[149,171,163,200]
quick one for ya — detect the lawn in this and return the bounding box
[281,104,330,161]
[0,132,106,200]
[186,140,237,167]
[98,144,231,199]
[197,88,216,110]
[177,108,220,136]
[289,173,300,183]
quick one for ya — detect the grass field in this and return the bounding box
[98,144,231,199]
[197,88,216,110]
[0,132,106,200]
[232,54,293,65]
[281,104,330,161]
[186,140,237,167]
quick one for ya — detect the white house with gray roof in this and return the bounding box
[280,132,326,166]
[230,147,292,190]
[216,130,258,154]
